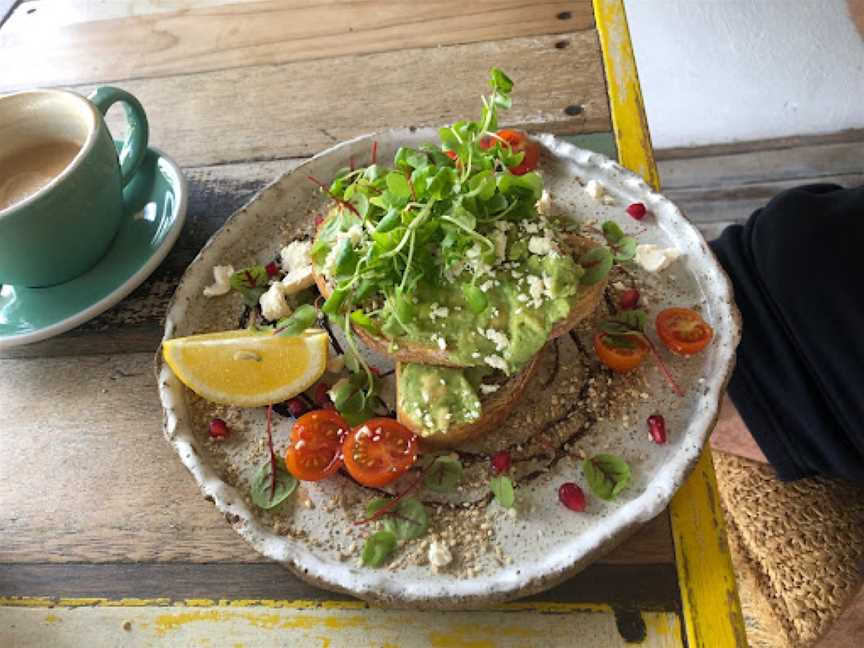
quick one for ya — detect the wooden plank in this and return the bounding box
[670,451,747,647]
[655,128,864,162]
[0,599,683,648]
[658,138,864,191]
[665,172,864,224]
[0,0,593,88]
[0,352,674,565]
[0,563,680,606]
[593,0,746,645]
[66,31,610,168]
[3,0,256,34]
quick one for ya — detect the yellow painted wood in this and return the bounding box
[592,0,661,191]
[0,598,683,648]
[592,1,747,646]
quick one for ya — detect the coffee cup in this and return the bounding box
[0,87,149,287]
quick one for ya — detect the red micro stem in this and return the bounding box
[404,169,417,202]
[306,175,360,217]
[354,464,427,526]
[266,403,277,500]
[349,155,356,171]
[371,140,378,165]
[645,337,684,397]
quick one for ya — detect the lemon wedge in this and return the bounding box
[162,329,328,407]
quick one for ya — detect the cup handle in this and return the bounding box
[87,86,150,188]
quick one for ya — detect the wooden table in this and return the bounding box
[0,2,746,646]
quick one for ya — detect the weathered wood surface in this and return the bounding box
[0,352,674,565]
[63,31,609,168]
[0,0,592,88]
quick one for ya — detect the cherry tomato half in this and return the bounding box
[285,410,349,481]
[342,418,419,488]
[594,331,649,373]
[656,308,714,356]
[480,129,540,175]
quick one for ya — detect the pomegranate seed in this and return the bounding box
[490,451,512,475]
[648,414,667,444]
[626,202,647,220]
[208,418,229,440]
[313,383,332,408]
[619,289,640,310]
[314,213,324,228]
[285,397,308,418]
[265,261,279,277]
[558,482,586,512]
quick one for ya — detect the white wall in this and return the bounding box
[624,0,864,149]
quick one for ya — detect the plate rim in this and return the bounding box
[157,128,741,608]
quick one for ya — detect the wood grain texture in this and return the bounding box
[0,352,674,565]
[3,0,257,34]
[0,563,680,606]
[0,0,592,88]
[64,31,609,168]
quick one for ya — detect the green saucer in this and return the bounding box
[0,146,187,349]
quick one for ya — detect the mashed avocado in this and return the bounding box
[397,364,482,436]
[312,207,586,375]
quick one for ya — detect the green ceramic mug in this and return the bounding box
[0,87,149,287]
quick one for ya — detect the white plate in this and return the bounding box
[157,129,739,608]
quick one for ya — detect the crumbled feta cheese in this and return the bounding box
[436,336,447,351]
[280,240,312,273]
[484,328,509,352]
[536,189,553,215]
[634,244,682,273]
[528,236,554,256]
[585,179,604,200]
[479,280,494,292]
[429,304,450,320]
[526,275,546,307]
[484,355,508,371]
[522,221,539,234]
[466,243,482,258]
[479,383,501,395]
[259,283,292,321]
[428,540,453,569]
[203,264,234,297]
[471,352,481,359]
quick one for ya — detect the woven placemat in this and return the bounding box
[713,451,864,647]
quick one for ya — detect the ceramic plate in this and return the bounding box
[0,146,187,349]
[157,129,739,608]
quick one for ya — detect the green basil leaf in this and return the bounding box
[362,530,397,567]
[423,455,463,493]
[386,172,411,199]
[582,454,632,501]
[599,321,633,336]
[365,497,391,518]
[250,456,298,509]
[612,236,637,262]
[229,266,269,307]
[382,497,429,541]
[578,247,614,286]
[617,309,647,332]
[490,67,514,94]
[350,309,379,333]
[601,220,625,244]
[275,304,317,336]
[490,475,515,508]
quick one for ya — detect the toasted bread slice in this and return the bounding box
[313,234,608,368]
[395,351,542,449]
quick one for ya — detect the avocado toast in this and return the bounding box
[305,71,612,446]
